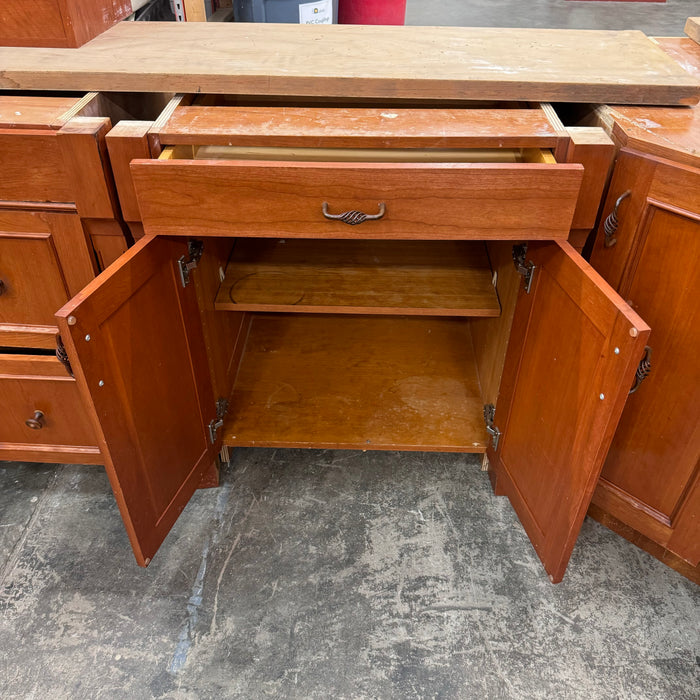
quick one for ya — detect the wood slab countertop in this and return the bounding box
[599,37,700,169]
[0,22,698,105]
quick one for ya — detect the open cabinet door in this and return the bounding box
[488,241,650,583]
[56,236,218,566]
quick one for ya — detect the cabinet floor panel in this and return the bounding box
[224,314,488,452]
[215,239,500,317]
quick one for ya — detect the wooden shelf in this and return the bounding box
[214,240,500,316]
[223,314,489,452]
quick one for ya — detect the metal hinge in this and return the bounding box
[483,404,501,451]
[178,240,204,288]
[512,244,536,294]
[208,398,229,444]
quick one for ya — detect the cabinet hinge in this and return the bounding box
[483,404,501,451]
[512,244,536,294]
[208,397,229,445]
[55,334,74,377]
[178,240,204,288]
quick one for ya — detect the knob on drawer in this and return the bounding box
[25,410,45,430]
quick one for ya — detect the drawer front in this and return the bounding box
[131,159,584,240]
[0,354,100,462]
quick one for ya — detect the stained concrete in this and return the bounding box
[0,450,698,699]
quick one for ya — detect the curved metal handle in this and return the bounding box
[25,410,45,430]
[629,346,652,394]
[603,190,631,248]
[322,202,386,225]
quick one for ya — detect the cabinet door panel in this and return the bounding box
[56,236,218,566]
[489,241,649,583]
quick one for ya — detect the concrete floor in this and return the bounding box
[1,451,698,699]
[2,2,700,698]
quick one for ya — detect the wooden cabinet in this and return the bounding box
[50,98,648,583]
[585,38,700,581]
[589,151,700,572]
[0,94,131,465]
[0,0,132,48]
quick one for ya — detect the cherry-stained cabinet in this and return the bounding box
[586,37,700,581]
[0,94,130,465]
[51,98,646,582]
[589,151,700,572]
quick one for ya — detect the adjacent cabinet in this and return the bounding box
[2,40,698,583]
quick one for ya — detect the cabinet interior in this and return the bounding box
[161,144,556,164]
[202,237,520,454]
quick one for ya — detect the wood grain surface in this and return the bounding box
[215,239,500,316]
[601,38,700,169]
[487,241,650,583]
[0,23,697,104]
[159,106,562,149]
[132,159,583,240]
[0,354,100,461]
[225,314,489,452]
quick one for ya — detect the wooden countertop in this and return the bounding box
[599,37,700,168]
[0,22,698,105]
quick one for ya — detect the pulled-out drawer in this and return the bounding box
[131,146,583,240]
[0,353,101,464]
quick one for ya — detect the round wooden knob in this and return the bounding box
[25,410,45,430]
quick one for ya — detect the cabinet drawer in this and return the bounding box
[131,150,584,240]
[0,353,101,464]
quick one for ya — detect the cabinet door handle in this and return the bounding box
[629,346,652,394]
[603,190,631,248]
[322,202,386,225]
[25,410,45,430]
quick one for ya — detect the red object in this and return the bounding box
[338,0,407,25]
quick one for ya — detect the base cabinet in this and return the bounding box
[57,106,647,582]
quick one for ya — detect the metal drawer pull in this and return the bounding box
[25,410,45,430]
[322,202,386,225]
[629,346,652,394]
[603,190,631,248]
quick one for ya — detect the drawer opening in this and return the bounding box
[222,313,490,453]
[214,239,501,317]
[160,144,556,164]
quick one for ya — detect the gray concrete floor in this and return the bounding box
[1,451,698,699]
[2,2,700,698]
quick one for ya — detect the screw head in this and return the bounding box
[85,334,91,342]
[599,393,605,400]
[67,315,77,326]
[98,380,105,387]
[614,347,620,355]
